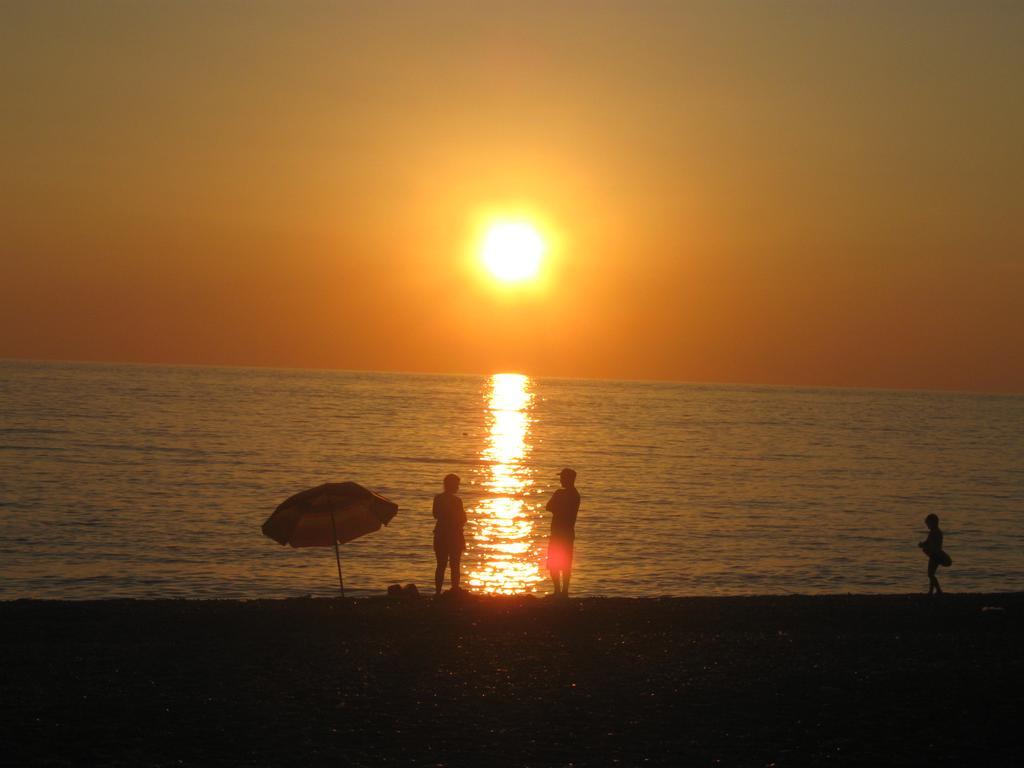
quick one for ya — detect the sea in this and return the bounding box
[1,359,1022,599]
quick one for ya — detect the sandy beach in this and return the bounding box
[3,593,1021,766]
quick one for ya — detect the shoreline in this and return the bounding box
[4,593,1022,765]
[3,590,1022,605]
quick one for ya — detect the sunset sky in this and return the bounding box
[3,1,1022,392]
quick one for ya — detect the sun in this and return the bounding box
[481,221,545,282]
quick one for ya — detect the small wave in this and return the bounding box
[0,427,69,436]
[0,444,68,452]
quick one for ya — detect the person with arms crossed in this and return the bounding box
[433,473,467,595]
[546,467,580,598]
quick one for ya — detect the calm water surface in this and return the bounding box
[1,360,1022,598]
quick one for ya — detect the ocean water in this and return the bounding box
[1,359,1022,599]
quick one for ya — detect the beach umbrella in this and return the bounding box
[262,481,398,596]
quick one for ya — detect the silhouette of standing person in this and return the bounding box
[433,473,466,595]
[546,467,580,598]
[918,513,950,596]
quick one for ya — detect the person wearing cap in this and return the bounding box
[545,467,581,597]
[433,473,467,594]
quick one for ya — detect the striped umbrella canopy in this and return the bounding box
[262,481,398,595]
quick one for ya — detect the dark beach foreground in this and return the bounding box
[3,594,1022,767]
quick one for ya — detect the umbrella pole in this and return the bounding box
[330,510,344,597]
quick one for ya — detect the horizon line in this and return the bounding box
[3,354,1021,398]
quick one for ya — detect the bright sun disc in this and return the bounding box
[481,222,545,282]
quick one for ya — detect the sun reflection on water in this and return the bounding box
[466,373,543,594]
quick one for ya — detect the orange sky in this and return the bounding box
[2,1,1022,392]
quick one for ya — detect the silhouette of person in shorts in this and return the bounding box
[546,467,580,597]
[433,473,467,594]
[918,513,950,596]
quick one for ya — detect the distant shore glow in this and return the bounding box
[481,221,545,282]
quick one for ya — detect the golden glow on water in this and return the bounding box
[467,373,543,594]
